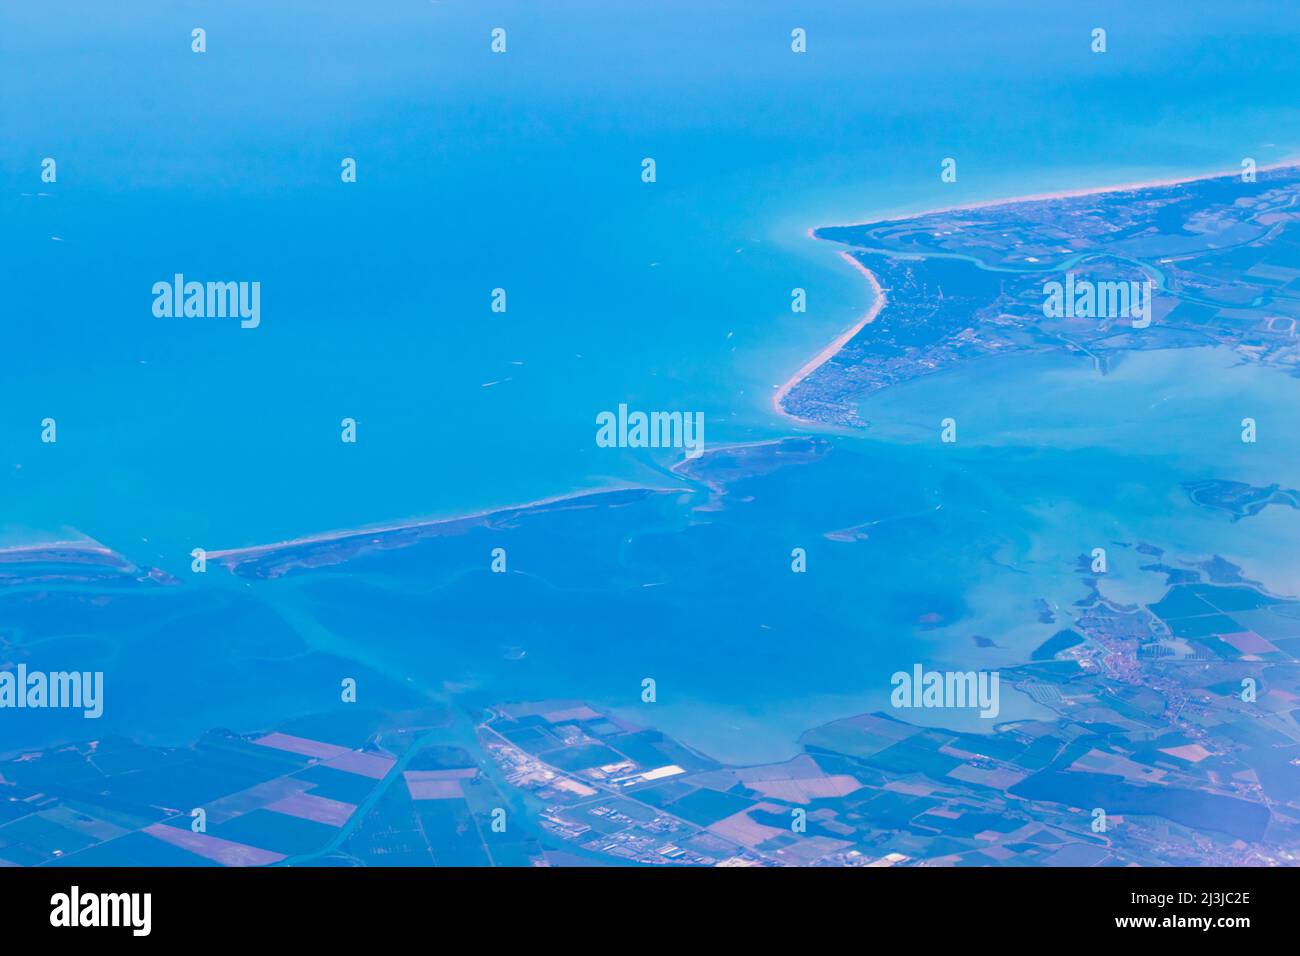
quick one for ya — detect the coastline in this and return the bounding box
[20,162,1300,569]
[774,158,1300,423]
[0,538,110,556]
[204,485,673,562]
[814,157,1300,232]
[771,248,886,424]
[209,438,800,564]
[0,538,124,563]
[0,442,802,571]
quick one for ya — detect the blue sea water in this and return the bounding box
[4,2,1300,762]
[6,0,1300,559]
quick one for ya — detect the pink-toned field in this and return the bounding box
[265,792,357,826]
[706,803,788,848]
[745,775,862,804]
[322,751,396,780]
[143,823,284,867]
[1221,631,1280,656]
[253,732,351,761]
[403,768,477,800]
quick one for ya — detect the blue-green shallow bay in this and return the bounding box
[4,1,1300,766]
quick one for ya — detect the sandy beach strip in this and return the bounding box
[205,485,670,562]
[774,159,1300,425]
[771,249,886,424]
[814,158,1300,232]
[0,537,133,569]
[0,538,116,558]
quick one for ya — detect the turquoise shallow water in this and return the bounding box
[5,0,1300,563]
[5,342,1299,765]
[4,2,1300,764]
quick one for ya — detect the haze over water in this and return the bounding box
[6,2,1300,764]
[6,0,1298,563]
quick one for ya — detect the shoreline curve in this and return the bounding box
[771,247,886,424]
[773,158,1300,423]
